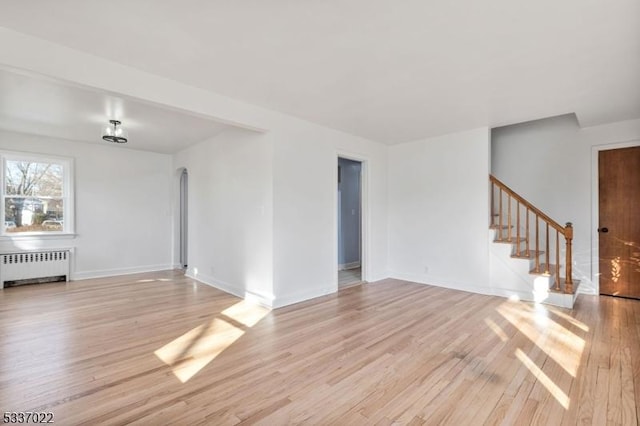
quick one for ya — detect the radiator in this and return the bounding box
[0,250,70,288]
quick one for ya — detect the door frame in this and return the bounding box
[172,167,189,269]
[590,139,640,295]
[179,168,188,269]
[334,151,369,290]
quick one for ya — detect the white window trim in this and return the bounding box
[0,150,75,240]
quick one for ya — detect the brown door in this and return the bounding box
[598,146,640,298]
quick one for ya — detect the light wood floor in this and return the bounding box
[1,270,639,425]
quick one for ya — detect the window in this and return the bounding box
[1,152,74,236]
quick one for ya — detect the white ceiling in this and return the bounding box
[0,68,234,153]
[0,1,638,144]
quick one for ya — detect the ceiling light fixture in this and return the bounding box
[102,119,128,143]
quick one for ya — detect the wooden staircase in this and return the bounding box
[489,175,579,307]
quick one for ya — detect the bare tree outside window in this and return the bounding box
[4,160,64,232]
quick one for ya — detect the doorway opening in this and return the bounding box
[179,169,188,269]
[598,145,640,299]
[337,157,363,287]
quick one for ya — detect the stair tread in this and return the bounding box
[493,237,528,244]
[529,263,558,276]
[511,250,544,259]
[549,278,580,295]
[489,224,514,230]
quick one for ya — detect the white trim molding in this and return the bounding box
[73,264,174,281]
[334,150,370,294]
[184,269,275,309]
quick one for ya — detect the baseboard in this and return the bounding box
[184,270,275,308]
[577,285,597,295]
[365,271,390,283]
[390,272,564,305]
[389,271,494,296]
[390,272,586,308]
[184,270,243,298]
[73,264,174,281]
[490,287,535,302]
[271,286,336,309]
[186,270,333,309]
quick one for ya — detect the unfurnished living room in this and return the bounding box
[0,1,639,425]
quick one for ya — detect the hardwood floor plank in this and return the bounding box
[1,270,639,424]
[593,366,611,425]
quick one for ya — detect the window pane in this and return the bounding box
[5,160,63,197]
[5,197,64,233]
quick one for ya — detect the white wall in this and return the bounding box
[1,28,390,307]
[173,128,274,305]
[0,130,173,278]
[492,116,640,294]
[271,122,389,307]
[388,127,492,293]
[172,122,388,309]
[581,117,640,146]
[17,25,626,307]
[0,27,392,308]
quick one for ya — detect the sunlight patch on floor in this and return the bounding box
[497,301,585,378]
[155,319,243,383]
[222,300,270,327]
[516,348,570,409]
[484,318,508,342]
[154,300,270,383]
[546,306,589,332]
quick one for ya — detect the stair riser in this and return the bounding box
[490,229,578,308]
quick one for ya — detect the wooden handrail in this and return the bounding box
[490,175,566,235]
[490,174,574,292]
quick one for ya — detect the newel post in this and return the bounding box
[564,222,573,293]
